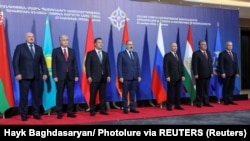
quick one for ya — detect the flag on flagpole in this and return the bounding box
[136,26,154,100]
[116,19,129,99]
[176,27,187,98]
[0,10,15,113]
[72,22,85,103]
[80,17,94,106]
[106,25,120,102]
[211,22,223,101]
[151,21,167,104]
[42,15,56,111]
[183,24,196,102]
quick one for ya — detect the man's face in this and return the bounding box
[200,41,207,51]
[25,33,35,44]
[126,41,133,51]
[60,37,69,48]
[95,39,103,50]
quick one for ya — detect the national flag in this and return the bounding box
[0,10,15,113]
[211,23,223,100]
[42,15,56,111]
[80,17,94,106]
[72,22,85,103]
[106,25,120,102]
[183,25,196,102]
[151,21,167,104]
[116,19,129,98]
[176,27,187,97]
[136,26,154,100]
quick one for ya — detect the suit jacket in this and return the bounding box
[117,50,140,80]
[218,50,239,76]
[163,52,184,81]
[191,50,213,78]
[12,43,48,79]
[85,50,111,82]
[52,47,78,80]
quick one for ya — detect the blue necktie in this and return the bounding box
[98,51,102,62]
[29,44,35,58]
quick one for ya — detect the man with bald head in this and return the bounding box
[13,32,48,121]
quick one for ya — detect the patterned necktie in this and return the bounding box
[29,44,35,58]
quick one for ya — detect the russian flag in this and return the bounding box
[151,21,167,104]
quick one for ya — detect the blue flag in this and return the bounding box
[106,25,120,102]
[211,24,223,100]
[136,26,154,100]
[42,15,56,111]
[72,22,85,103]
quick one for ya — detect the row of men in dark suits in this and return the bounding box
[12,33,141,121]
[164,40,239,111]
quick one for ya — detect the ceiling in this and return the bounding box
[133,0,250,19]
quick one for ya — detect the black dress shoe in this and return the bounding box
[130,109,140,113]
[167,107,172,111]
[229,102,238,105]
[67,113,76,118]
[196,104,201,108]
[123,110,128,114]
[57,114,62,119]
[100,112,109,115]
[33,115,41,120]
[204,104,213,107]
[90,112,96,116]
[21,115,27,121]
[175,106,184,110]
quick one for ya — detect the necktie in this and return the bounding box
[130,51,134,60]
[203,51,208,60]
[29,44,35,58]
[63,48,68,61]
[98,51,102,62]
[229,51,233,60]
[63,49,68,72]
[174,53,178,61]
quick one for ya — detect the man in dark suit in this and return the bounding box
[12,32,48,121]
[117,40,141,114]
[52,34,79,119]
[218,41,239,105]
[85,37,111,116]
[191,40,213,107]
[163,42,185,111]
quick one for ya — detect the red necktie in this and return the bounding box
[203,51,208,60]
[63,49,68,72]
[63,49,68,61]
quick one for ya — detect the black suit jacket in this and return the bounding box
[12,43,48,79]
[117,50,140,80]
[218,50,239,76]
[191,50,213,78]
[52,47,78,80]
[85,50,111,82]
[163,52,184,81]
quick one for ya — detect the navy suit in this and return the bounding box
[85,50,111,113]
[191,50,213,106]
[163,52,184,108]
[117,50,140,111]
[52,47,78,115]
[218,50,239,104]
[12,43,48,117]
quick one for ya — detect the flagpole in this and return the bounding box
[217,21,221,104]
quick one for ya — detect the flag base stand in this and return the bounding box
[218,99,221,104]
[149,100,156,107]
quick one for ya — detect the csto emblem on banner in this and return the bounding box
[109,7,129,31]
